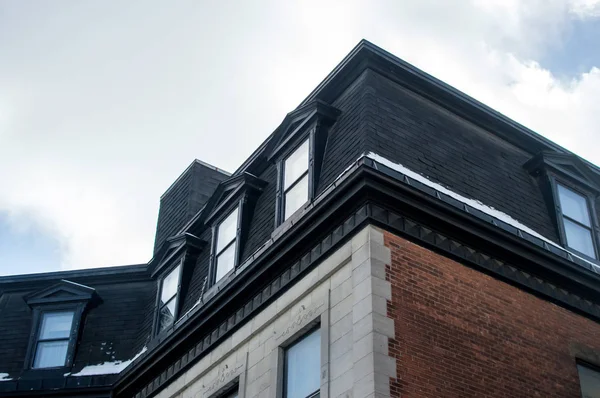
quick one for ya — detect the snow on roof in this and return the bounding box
[0,373,11,382]
[364,152,600,271]
[176,296,202,325]
[70,346,147,377]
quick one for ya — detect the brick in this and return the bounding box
[385,231,600,397]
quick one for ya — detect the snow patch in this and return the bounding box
[365,152,599,269]
[70,346,147,376]
[366,152,555,242]
[0,373,11,382]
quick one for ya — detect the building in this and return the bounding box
[1,40,600,398]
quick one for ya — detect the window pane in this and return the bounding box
[564,218,596,258]
[33,340,69,368]
[558,184,591,227]
[158,298,177,332]
[217,207,239,252]
[216,242,237,282]
[285,328,321,398]
[284,140,309,190]
[160,265,181,304]
[39,311,74,340]
[578,365,600,398]
[284,175,309,220]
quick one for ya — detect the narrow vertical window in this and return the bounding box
[284,328,321,398]
[283,140,310,221]
[158,264,181,333]
[578,364,600,398]
[215,207,239,283]
[557,184,597,259]
[32,311,75,368]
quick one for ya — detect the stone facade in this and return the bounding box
[154,225,395,398]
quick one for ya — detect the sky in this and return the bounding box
[1,0,600,276]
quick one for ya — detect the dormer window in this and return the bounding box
[557,183,597,259]
[157,263,182,334]
[204,173,266,288]
[24,280,96,371]
[524,151,600,262]
[283,140,310,221]
[32,311,75,368]
[269,101,340,226]
[214,206,240,283]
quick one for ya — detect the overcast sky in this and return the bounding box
[1,0,600,276]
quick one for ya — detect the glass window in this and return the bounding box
[557,184,596,259]
[284,140,309,190]
[215,207,239,283]
[33,311,74,368]
[285,175,309,219]
[564,219,596,258]
[216,242,237,281]
[217,208,239,253]
[284,328,321,398]
[558,185,591,226]
[158,264,181,333]
[283,141,309,220]
[578,364,600,398]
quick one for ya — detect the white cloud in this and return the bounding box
[1,0,599,273]
[569,0,600,17]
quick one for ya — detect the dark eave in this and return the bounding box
[0,375,115,397]
[0,264,149,292]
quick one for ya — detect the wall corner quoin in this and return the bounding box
[348,224,396,398]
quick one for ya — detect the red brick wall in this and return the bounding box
[384,231,600,398]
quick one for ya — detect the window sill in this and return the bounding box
[272,200,312,241]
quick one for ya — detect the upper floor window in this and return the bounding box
[284,327,321,398]
[282,140,310,221]
[157,263,182,334]
[24,280,96,370]
[557,184,597,259]
[214,206,239,283]
[32,311,75,368]
[578,363,600,398]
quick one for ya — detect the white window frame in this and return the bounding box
[278,138,313,225]
[155,262,183,335]
[31,310,76,369]
[211,205,241,285]
[270,310,330,398]
[555,181,599,260]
